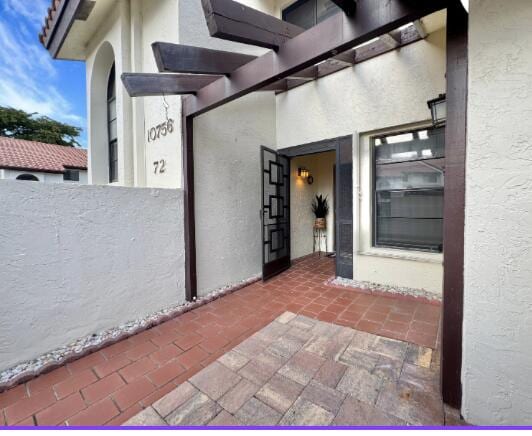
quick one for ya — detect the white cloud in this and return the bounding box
[0,1,85,131]
[2,0,50,26]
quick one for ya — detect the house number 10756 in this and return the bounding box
[147,119,174,142]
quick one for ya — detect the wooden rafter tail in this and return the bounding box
[380,30,402,49]
[152,42,257,75]
[413,19,428,39]
[121,73,222,97]
[185,0,447,116]
[330,0,357,16]
[201,0,303,49]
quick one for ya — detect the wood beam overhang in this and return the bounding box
[184,0,446,115]
[152,43,257,75]
[121,73,221,97]
[201,0,304,49]
[330,0,357,16]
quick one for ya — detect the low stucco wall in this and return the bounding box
[462,0,532,425]
[0,181,185,371]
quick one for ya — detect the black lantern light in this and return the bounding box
[427,93,446,127]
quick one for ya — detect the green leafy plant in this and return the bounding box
[0,106,82,147]
[311,194,329,218]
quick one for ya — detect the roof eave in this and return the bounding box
[40,0,84,59]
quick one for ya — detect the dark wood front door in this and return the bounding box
[261,146,291,281]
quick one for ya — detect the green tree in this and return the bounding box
[0,106,82,147]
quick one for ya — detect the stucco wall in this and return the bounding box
[290,151,335,259]
[0,180,185,371]
[0,169,88,184]
[194,93,277,296]
[462,0,532,425]
[277,29,446,294]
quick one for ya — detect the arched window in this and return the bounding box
[107,63,118,183]
[16,174,39,181]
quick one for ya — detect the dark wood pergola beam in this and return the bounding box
[185,0,446,116]
[201,0,304,50]
[330,0,357,16]
[152,43,257,75]
[121,73,221,97]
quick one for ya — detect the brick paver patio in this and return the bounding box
[0,255,441,426]
[125,312,446,426]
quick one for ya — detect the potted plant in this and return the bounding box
[312,194,329,229]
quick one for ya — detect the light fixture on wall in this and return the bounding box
[298,167,314,185]
[298,167,309,178]
[427,93,447,127]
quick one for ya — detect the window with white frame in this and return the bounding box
[373,127,445,252]
[282,0,340,30]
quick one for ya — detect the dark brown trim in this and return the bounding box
[184,0,447,117]
[152,43,257,75]
[279,137,338,157]
[182,111,197,302]
[201,0,304,49]
[441,0,468,409]
[121,73,222,97]
[47,0,84,58]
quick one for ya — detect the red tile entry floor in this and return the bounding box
[0,255,441,426]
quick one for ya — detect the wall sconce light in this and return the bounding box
[298,167,309,178]
[298,167,314,185]
[427,93,446,127]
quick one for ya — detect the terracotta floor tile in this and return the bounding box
[81,373,125,404]
[148,361,187,387]
[113,377,156,411]
[3,255,442,427]
[54,369,98,400]
[94,355,131,378]
[120,357,158,383]
[35,393,85,426]
[5,389,56,425]
[0,384,27,409]
[27,366,70,395]
[67,398,120,426]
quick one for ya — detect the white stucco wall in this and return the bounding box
[0,169,88,184]
[194,93,277,296]
[277,29,446,295]
[290,151,335,259]
[0,180,185,371]
[462,0,532,425]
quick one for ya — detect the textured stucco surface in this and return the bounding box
[194,93,277,296]
[0,181,185,371]
[277,30,446,294]
[462,0,532,425]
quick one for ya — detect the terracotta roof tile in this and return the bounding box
[40,0,63,45]
[0,137,87,173]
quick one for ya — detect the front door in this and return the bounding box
[261,146,291,280]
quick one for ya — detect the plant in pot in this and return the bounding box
[311,194,329,229]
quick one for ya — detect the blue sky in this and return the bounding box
[0,0,87,147]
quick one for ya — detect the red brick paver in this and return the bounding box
[0,255,440,426]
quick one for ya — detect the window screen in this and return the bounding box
[282,0,340,30]
[373,127,445,252]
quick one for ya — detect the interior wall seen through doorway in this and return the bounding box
[290,151,336,259]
